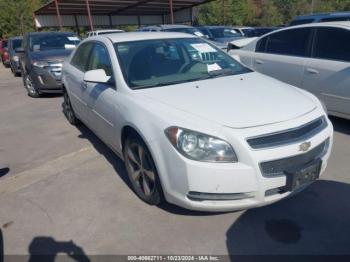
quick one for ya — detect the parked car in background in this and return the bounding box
[229,22,350,120]
[1,39,9,67]
[17,32,80,97]
[138,24,227,49]
[290,12,350,26]
[231,26,254,36]
[197,26,244,45]
[7,36,23,76]
[86,29,124,38]
[244,27,280,37]
[62,32,332,212]
[0,39,8,58]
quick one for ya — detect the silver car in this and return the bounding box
[230,22,350,120]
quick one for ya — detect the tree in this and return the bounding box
[0,0,45,37]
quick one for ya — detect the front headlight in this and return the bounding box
[13,55,19,62]
[32,60,49,68]
[165,127,238,163]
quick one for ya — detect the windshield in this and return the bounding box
[115,38,250,89]
[13,39,22,49]
[210,28,241,38]
[163,28,204,37]
[30,34,80,51]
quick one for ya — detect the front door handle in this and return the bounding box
[255,59,264,65]
[306,68,319,74]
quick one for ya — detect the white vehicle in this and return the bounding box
[229,22,350,120]
[62,32,333,212]
[86,29,124,38]
[232,26,254,37]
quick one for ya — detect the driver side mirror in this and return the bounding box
[84,69,113,85]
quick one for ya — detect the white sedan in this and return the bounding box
[229,22,350,120]
[62,32,333,212]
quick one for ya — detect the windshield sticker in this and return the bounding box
[207,63,222,72]
[191,43,217,53]
[67,36,79,41]
[33,44,40,51]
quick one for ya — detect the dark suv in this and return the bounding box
[17,32,80,97]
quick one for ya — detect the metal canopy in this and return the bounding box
[33,0,214,30]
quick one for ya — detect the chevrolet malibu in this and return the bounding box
[62,32,333,212]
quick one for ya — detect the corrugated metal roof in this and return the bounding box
[35,0,214,16]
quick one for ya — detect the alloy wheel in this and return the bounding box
[125,142,157,197]
[63,91,75,124]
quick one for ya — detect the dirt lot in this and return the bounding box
[0,65,349,257]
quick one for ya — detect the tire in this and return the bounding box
[62,88,79,126]
[23,73,40,98]
[123,135,164,205]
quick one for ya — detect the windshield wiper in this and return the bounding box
[208,68,236,78]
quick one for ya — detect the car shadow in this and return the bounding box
[28,236,90,262]
[226,180,350,256]
[329,116,350,135]
[76,124,221,217]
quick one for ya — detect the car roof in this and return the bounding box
[91,29,124,33]
[256,21,350,39]
[141,24,194,29]
[96,32,196,43]
[288,21,350,28]
[198,25,232,29]
[9,36,23,40]
[294,11,350,20]
[27,31,76,36]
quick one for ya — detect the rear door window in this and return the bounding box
[312,27,350,62]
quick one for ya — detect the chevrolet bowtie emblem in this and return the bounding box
[299,141,311,152]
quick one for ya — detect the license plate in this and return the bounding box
[284,160,322,191]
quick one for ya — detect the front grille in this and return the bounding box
[260,138,329,177]
[247,116,327,149]
[45,61,63,82]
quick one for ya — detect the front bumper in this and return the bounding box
[150,111,333,212]
[29,65,63,94]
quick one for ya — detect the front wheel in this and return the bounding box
[62,89,79,125]
[24,73,40,98]
[124,135,164,205]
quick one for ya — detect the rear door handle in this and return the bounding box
[255,59,264,65]
[306,68,319,74]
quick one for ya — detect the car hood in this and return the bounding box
[138,72,316,129]
[29,49,74,62]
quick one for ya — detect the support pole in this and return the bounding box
[32,13,38,32]
[54,0,63,30]
[169,0,174,24]
[85,0,94,31]
[74,15,80,36]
